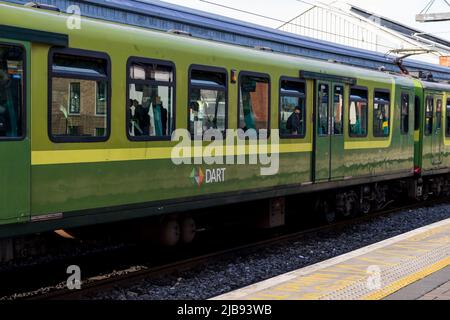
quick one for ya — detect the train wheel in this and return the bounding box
[180,217,197,244]
[159,218,181,247]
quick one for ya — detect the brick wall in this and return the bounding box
[51,78,107,136]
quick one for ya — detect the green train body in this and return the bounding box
[1,2,450,239]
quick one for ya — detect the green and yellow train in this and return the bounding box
[1,2,450,255]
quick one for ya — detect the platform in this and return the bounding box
[214,219,450,300]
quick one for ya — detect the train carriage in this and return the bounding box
[0,1,447,257]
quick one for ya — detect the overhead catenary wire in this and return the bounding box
[198,0,448,57]
[198,0,396,50]
[420,0,436,14]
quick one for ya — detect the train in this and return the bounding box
[1,1,450,260]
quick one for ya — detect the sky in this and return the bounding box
[156,0,450,41]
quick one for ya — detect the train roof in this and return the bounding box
[421,81,450,92]
[0,1,416,87]
[4,0,450,82]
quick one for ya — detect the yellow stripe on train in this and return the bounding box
[31,143,314,166]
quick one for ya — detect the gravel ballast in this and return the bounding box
[88,204,450,300]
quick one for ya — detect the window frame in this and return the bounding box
[187,64,228,136]
[237,71,271,134]
[317,82,330,137]
[446,98,450,138]
[348,86,369,138]
[414,95,421,131]
[373,88,391,138]
[95,81,107,116]
[48,47,111,143]
[279,76,307,139]
[425,95,434,137]
[68,82,81,115]
[333,84,345,136]
[0,42,27,142]
[400,92,410,135]
[436,98,443,131]
[126,56,176,142]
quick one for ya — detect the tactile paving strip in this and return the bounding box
[320,246,450,300]
[214,219,450,300]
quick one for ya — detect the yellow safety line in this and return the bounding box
[361,256,450,300]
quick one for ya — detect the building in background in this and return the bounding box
[278,2,450,65]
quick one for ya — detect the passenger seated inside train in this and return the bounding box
[129,95,168,137]
[286,106,304,135]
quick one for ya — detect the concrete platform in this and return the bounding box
[213,218,450,300]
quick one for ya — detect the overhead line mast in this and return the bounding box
[416,0,450,22]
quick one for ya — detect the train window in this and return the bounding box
[436,99,443,131]
[239,73,270,132]
[279,78,306,138]
[446,99,450,137]
[127,58,175,140]
[0,44,25,139]
[373,90,390,138]
[401,93,409,135]
[49,49,110,142]
[425,96,434,136]
[414,96,421,131]
[349,87,368,137]
[333,85,344,135]
[188,67,227,136]
[318,84,329,136]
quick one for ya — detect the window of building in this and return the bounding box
[333,85,344,135]
[279,79,305,137]
[414,96,421,131]
[373,90,390,137]
[349,87,368,137]
[188,67,227,136]
[425,96,434,136]
[96,81,107,115]
[239,73,270,132]
[446,99,450,137]
[401,93,409,135]
[0,44,25,139]
[128,58,175,140]
[69,82,80,115]
[49,49,110,142]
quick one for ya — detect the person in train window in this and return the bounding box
[150,95,168,136]
[382,106,389,136]
[286,106,303,135]
[129,99,144,137]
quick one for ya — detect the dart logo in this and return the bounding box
[190,167,205,187]
[190,167,227,187]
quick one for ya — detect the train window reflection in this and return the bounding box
[0,44,24,139]
[239,73,269,132]
[128,58,175,140]
[188,67,227,137]
[349,88,368,137]
[50,50,110,142]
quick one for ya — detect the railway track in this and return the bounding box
[11,197,447,301]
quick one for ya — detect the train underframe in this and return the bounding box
[2,173,450,263]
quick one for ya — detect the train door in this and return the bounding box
[314,81,345,182]
[0,40,30,225]
[432,96,443,165]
